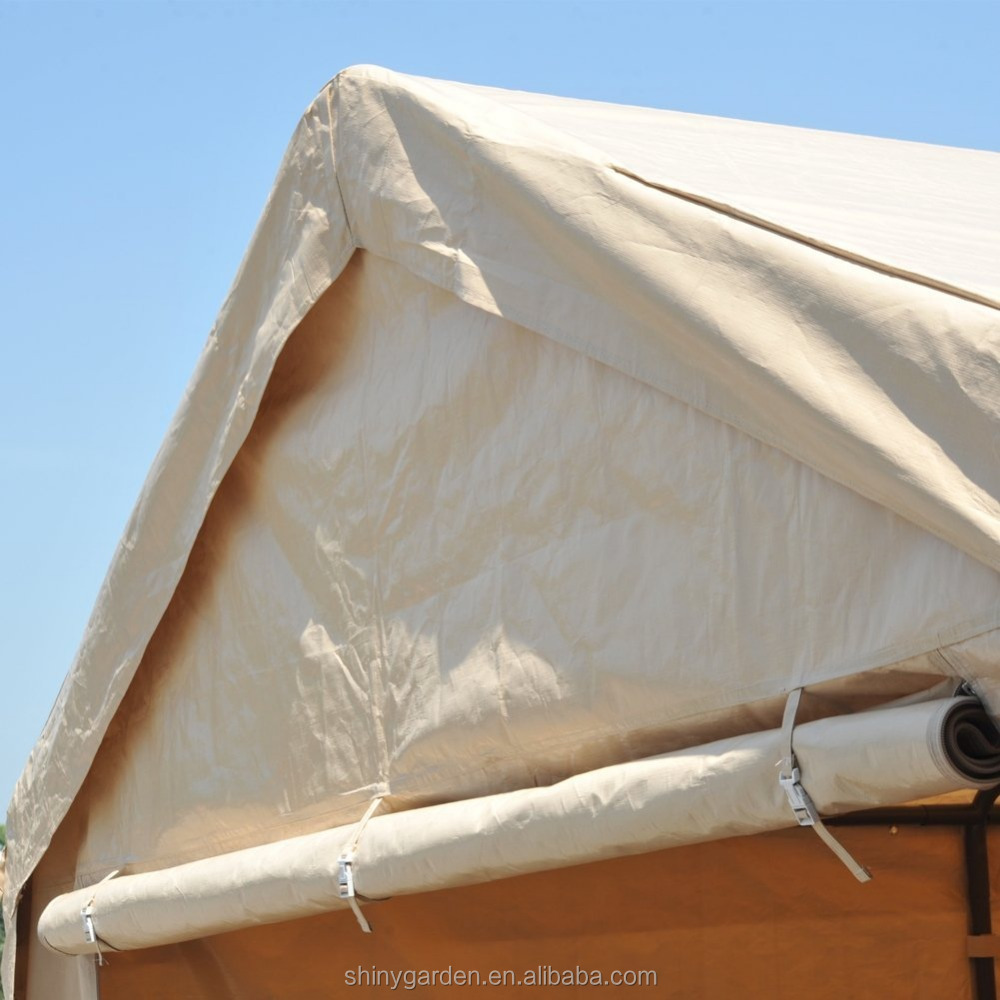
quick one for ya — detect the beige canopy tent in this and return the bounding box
[4,66,1000,999]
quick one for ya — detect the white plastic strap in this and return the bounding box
[80,869,120,965]
[338,797,384,933]
[779,689,872,883]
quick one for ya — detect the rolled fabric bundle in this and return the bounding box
[39,696,1000,957]
[937,698,1000,782]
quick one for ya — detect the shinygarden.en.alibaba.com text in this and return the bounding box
[344,967,658,989]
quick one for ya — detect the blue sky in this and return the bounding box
[1,0,998,813]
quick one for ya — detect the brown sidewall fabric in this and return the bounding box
[97,826,969,1000]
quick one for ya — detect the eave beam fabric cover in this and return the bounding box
[39,697,1000,956]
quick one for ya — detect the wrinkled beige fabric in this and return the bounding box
[7,66,1000,997]
[455,79,1000,307]
[43,254,1000,896]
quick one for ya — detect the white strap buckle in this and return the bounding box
[79,868,120,964]
[337,797,384,934]
[337,853,372,934]
[779,689,872,884]
[337,856,357,900]
[778,765,819,827]
[81,904,98,944]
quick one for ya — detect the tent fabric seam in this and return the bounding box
[609,165,1000,313]
[413,67,1000,313]
[324,82,357,251]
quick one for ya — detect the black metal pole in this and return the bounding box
[827,804,999,827]
[966,788,1000,1000]
[828,787,1000,1000]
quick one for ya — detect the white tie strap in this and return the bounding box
[337,797,384,933]
[778,689,872,883]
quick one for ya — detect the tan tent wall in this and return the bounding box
[17,248,1000,995]
[40,252,1000,892]
[10,73,1000,926]
[90,826,973,1000]
[8,67,1000,997]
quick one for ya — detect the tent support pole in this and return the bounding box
[830,788,1000,1000]
[966,788,1000,1000]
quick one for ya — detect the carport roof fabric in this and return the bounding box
[5,65,1000,999]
